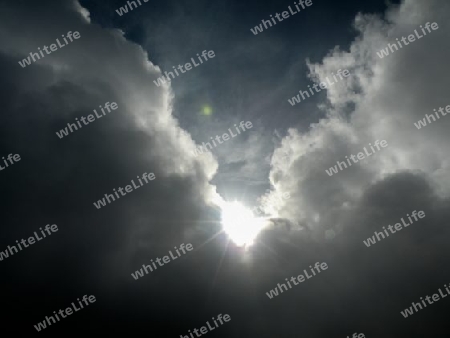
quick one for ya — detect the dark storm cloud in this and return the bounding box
[0,0,227,335]
[259,0,450,336]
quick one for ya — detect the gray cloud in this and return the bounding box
[1,0,449,336]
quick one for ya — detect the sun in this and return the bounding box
[220,201,266,247]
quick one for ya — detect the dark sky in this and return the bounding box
[1,0,450,336]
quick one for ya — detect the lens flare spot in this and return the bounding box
[201,105,213,116]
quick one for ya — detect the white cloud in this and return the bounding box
[264,0,450,230]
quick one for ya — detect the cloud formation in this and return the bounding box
[266,0,450,228]
[1,0,449,336]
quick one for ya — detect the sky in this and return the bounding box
[1,0,450,336]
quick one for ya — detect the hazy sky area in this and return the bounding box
[1,0,450,336]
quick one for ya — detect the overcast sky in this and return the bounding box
[1,0,450,336]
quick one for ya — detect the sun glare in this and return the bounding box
[220,201,266,247]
